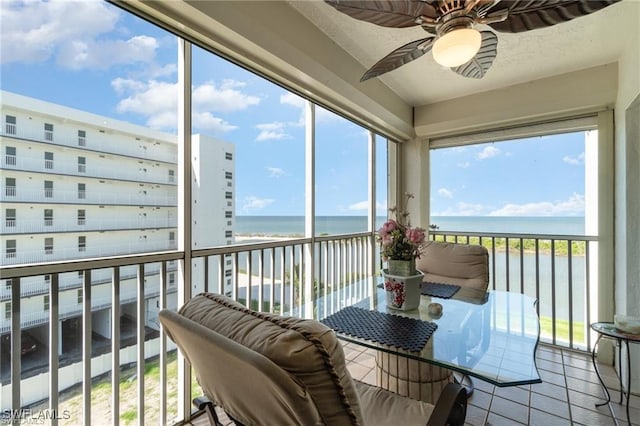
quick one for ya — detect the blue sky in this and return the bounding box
[1,0,585,218]
[430,133,586,217]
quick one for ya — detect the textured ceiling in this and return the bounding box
[288,0,630,107]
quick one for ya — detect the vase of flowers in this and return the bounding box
[382,269,424,310]
[377,193,427,310]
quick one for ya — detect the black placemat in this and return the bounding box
[421,282,461,299]
[321,306,437,352]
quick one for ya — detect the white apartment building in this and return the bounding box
[0,91,234,404]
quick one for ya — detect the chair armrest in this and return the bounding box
[192,396,223,426]
[426,383,467,426]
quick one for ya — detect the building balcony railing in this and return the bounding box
[1,217,177,234]
[0,153,176,185]
[0,229,598,424]
[0,186,177,206]
[2,240,178,265]
[0,127,177,163]
[0,286,178,334]
[0,262,179,300]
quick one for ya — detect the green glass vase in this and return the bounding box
[387,259,416,276]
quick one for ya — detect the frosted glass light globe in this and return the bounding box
[432,28,482,67]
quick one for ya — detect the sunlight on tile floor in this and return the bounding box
[343,342,640,426]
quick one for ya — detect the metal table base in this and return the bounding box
[591,322,640,426]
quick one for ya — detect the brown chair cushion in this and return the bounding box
[417,241,489,291]
[179,293,364,425]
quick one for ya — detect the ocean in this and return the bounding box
[234,216,586,236]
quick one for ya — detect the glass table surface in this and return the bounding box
[328,285,541,387]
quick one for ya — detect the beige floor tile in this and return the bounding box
[340,341,633,426]
[464,404,488,426]
[489,396,529,423]
[538,369,567,387]
[486,412,526,425]
[529,408,572,426]
[571,403,619,426]
[536,357,566,374]
[530,380,568,401]
[493,385,530,406]
[468,389,492,410]
[529,392,570,419]
[564,364,605,385]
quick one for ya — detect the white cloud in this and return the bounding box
[115,80,177,118]
[113,79,257,132]
[146,111,178,130]
[488,193,584,216]
[256,122,290,141]
[111,78,147,96]
[267,167,285,177]
[434,202,486,216]
[193,80,260,112]
[57,35,158,70]
[193,112,237,133]
[0,0,162,70]
[280,92,305,108]
[563,152,585,165]
[457,161,470,168]
[348,201,386,211]
[241,196,275,213]
[438,188,454,199]
[476,146,500,160]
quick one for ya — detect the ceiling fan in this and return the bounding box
[324,0,621,81]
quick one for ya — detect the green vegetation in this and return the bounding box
[432,235,587,256]
[120,409,137,422]
[540,316,585,343]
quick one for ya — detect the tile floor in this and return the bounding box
[191,342,639,425]
[343,342,640,426]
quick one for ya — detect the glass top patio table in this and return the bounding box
[325,285,541,387]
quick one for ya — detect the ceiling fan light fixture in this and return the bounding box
[432,28,481,67]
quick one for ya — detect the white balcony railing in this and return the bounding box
[2,239,178,265]
[429,230,598,351]
[1,126,177,163]
[1,217,176,234]
[0,230,597,424]
[5,123,17,135]
[0,234,372,424]
[0,186,177,206]
[0,153,176,185]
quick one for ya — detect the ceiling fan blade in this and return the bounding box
[324,0,438,28]
[486,0,621,33]
[361,37,435,81]
[451,31,498,79]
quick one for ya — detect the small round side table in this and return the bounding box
[591,322,640,426]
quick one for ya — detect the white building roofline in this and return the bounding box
[1,90,177,145]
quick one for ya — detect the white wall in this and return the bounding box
[613,0,640,392]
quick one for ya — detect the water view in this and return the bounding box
[235,215,586,236]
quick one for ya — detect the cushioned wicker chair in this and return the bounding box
[376,241,490,403]
[418,241,490,292]
[160,293,467,425]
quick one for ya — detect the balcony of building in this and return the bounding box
[1,231,639,425]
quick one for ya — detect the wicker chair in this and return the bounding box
[160,293,467,425]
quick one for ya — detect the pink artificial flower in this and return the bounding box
[406,227,426,245]
[378,219,398,237]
